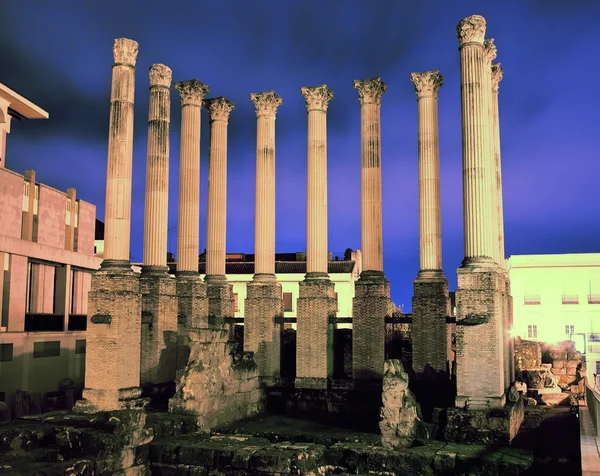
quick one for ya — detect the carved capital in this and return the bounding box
[250,91,282,117]
[410,70,443,100]
[456,15,486,46]
[149,64,172,88]
[484,38,497,67]
[175,79,210,107]
[353,77,387,105]
[300,85,333,112]
[205,97,235,123]
[491,62,503,92]
[113,38,138,66]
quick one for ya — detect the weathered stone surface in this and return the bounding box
[514,337,542,371]
[379,359,426,448]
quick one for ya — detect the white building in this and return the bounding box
[508,253,600,381]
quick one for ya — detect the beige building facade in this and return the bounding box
[508,253,600,382]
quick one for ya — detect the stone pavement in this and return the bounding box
[580,403,600,475]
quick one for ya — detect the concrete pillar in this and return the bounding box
[409,71,451,378]
[351,78,391,383]
[174,79,210,368]
[75,38,143,413]
[454,16,508,409]
[22,170,36,242]
[245,91,283,379]
[140,64,178,387]
[296,85,336,389]
[65,188,76,252]
[204,97,236,319]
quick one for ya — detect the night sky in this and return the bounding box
[2,1,599,311]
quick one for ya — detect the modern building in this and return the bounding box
[0,83,101,415]
[507,253,600,381]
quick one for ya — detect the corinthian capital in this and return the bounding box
[353,77,387,105]
[205,97,235,123]
[300,85,333,112]
[113,38,138,66]
[149,64,172,88]
[491,62,503,92]
[410,70,443,100]
[175,80,210,107]
[456,15,486,46]
[484,38,497,67]
[250,91,283,117]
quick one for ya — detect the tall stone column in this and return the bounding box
[174,79,210,369]
[245,91,283,379]
[351,78,392,383]
[454,15,509,410]
[296,85,337,389]
[409,71,451,379]
[75,38,144,413]
[140,64,178,387]
[204,97,236,320]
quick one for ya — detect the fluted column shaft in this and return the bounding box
[354,78,386,272]
[205,98,235,277]
[411,71,443,271]
[175,80,210,273]
[143,64,172,268]
[491,64,505,264]
[458,17,495,263]
[104,39,138,262]
[301,85,333,275]
[251,92,282,275]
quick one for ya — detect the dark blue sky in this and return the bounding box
[2,0,599,311]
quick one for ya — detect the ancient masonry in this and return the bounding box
[296,85,337,389]
[410,70,451,379]
[140,64,178,387]
[351,78,393,383]
[453,14,513,409]
[79,12,518,440]
[244,91,284,380]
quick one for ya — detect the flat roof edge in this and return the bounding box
[0,83,49,119]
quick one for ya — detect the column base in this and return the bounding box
[411,270,451,379]
[455,265,509,407]
[140,270,178,386]
[82,266,143,412]
[205,274,235,322]
[296,276,336,382]
[294,377,328,390]
[352,271,391,382]
[176,273,208,370]
[74,387,148,413]
[244,276,282,378]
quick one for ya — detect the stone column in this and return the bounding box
[296,85,337,389]
[204,97,236,320]
[454,16,509,410]
[140,64,178,387]
[174,79,210,369]
[75,38,144,413]
[351,78,392,383]
[409,71,451,380]
[491,63,505,265]
[244,91,283,379]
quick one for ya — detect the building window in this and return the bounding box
[233,293,239,312]
[562,282,579,304]
[65,198,71,225]
[75,340,86,354]
[1,254,9,329]
[0,343,13,362]
[527,325,538,339]
[26,262,56,314]
[596,361,600,375]
[33,341,60,358]
[283,292,293,312]
[22,181,29,212]
[524,281,541,305]
[565,325,575,336]
[589,280,600,304]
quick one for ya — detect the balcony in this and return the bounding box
[524,294,541,305]
[589,294,600,304]
[562,294,579,305]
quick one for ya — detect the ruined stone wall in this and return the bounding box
[544,341,585,389]
[514,337,542,372]
[169,328,262,431]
